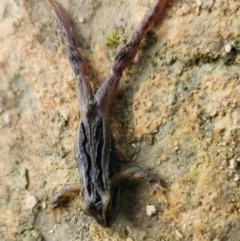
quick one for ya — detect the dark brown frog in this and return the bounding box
[47,0,168,227]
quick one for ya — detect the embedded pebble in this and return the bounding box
[146,134,154,145]
[131,143,136,148]
[234,174,239,181]
[126,238,134,241]
[201,0,214,9]
[31,230,41,239]
[79,17,85,23]
[174,146,179,151]
[176,230,183,238]
[229,159,237,169]
[150,74,155,79]
[42,202,47,210]
[177,4,191,15]
[224,44,232,53]
[12,168,28,189]
[196,0,202,6]
[3,112,10,124]
[181,3,191,14]
[26,195,38,210]
[146,205,156,216]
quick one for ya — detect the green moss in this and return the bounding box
[105,31,120,49]
[146,46,168,69]
[157,46,168,60]
[182,51,220,68]
[233,38,240,46]
[140,31,158,51]
[176,51,221,76]
[124,66,132,77]
[151,60,158,68]
[3,4,10,18]
[222,40,240,65]
[176,69,184,77]
[169,56,177,65]
[223,50,238,66]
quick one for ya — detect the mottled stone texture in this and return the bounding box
[1,0,240,240]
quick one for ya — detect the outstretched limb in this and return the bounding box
[52,183,80,208]
[119,166,167,191]
[95,0,168,117]
[47,0,92,115]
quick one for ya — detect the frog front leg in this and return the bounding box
[52,184,80,208]
[119,166,167,191]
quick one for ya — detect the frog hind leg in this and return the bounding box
[95,0,169,117]
[119,166,167,191]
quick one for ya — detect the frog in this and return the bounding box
[47,0,168,227]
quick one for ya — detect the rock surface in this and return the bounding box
[1,0,240,240]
